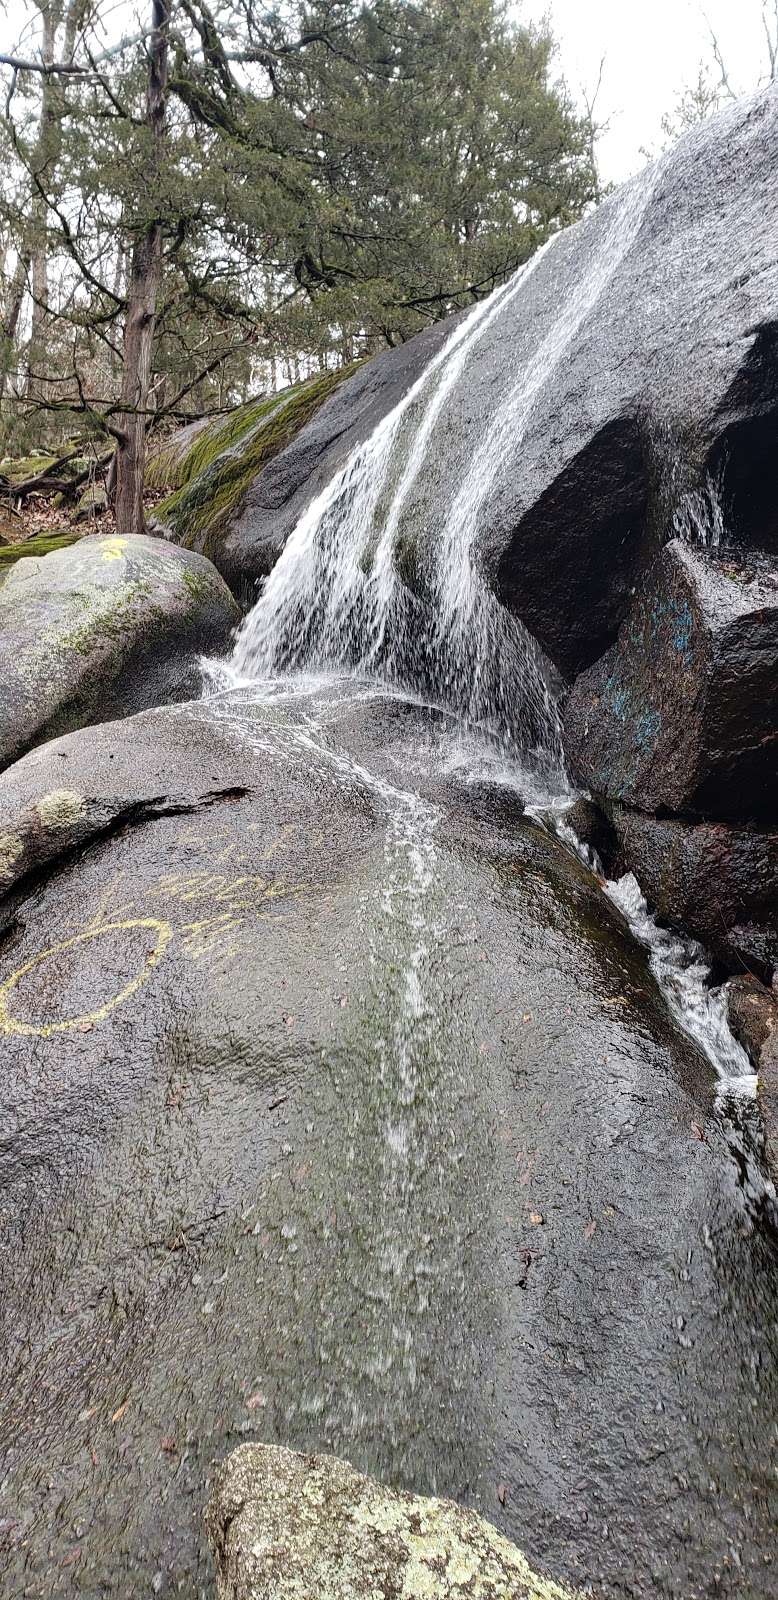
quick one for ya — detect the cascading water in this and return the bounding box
[673,475,726,547]
[219,153,758,1175]
[231,163,660,781]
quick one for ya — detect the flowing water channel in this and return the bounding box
[221,155,759,1122]
[203,158,778,1501]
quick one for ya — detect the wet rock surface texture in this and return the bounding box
[0,689,776,1599]
[1,84,778,1600]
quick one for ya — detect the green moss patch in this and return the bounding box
[150,367,358,556]
[145,395,292,494]
[0,531,84,565]
[0,453,59,486]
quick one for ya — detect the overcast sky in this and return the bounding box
[2,0,774,187]
[527,0,774,181]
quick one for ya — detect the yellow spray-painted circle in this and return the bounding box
[0,917,173,1038]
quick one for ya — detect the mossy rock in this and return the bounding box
[0,531,239,768]
[146,369,358,566]
[0,530,84,565]
[0,452,59,486]
[75,483,109,519]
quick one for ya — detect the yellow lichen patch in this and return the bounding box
[100,536,128,562]
[396,1507,581,1600]
[35,789,86,830]
[0,830,24,882]
[355,1499,407,1537]
[208,1445,587,1600]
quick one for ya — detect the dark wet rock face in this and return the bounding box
[563,540,778,977]
[0,690,777,1600]
[725,976,778,1066]
[723,979,778,1182]
[564,540,778,824]
[0,532,239,770]
[760,1034,778,1184]
[563,796,616,867]
[604,805,778,976]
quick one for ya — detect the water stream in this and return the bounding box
[218,157,759,1185]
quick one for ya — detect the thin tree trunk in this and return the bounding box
[113,0,169,537]
[0,251,30,413]
[25,3,60,401]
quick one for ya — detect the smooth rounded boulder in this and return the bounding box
[0,531,239,769]
[0,684,776,1599]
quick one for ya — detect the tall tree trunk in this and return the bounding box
[113,0,169,537]
[0,251,29,410]
[25,2,60,400]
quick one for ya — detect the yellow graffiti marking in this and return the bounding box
[0,917,172,1038]
[179,913,242,958]
[100,536,128,562]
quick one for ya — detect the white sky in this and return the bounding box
[526,0,774,181]
[1,0,774,187]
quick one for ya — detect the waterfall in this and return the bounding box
[673,476,726,547]
[218,149,761,1141]
[231,163,659,782]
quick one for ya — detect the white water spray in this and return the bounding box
[232,163,660,779]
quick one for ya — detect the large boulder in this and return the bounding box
[203,89,778,678]
[603,803,778,977]
[564,540,778,824]
[0,685,777,1598]
[478,88,778,676]
[141,94,778,679]
[0,531,239,769]
[206,1444,582,1600]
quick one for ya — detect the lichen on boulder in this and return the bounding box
[206,1444,583,1600]
[0,531,240,769]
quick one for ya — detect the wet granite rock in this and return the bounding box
[564,540,778,825]
[603,804,778,976]
[724,975,778,1066]
[2,687,777,1597]
[564,796,616,869]
[759,1031,778,1181]
[206,1444,582,1600]
[208,89,778,676]
[722,982,778,1183]
[0,531,239,769]
[122,93,778,685]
